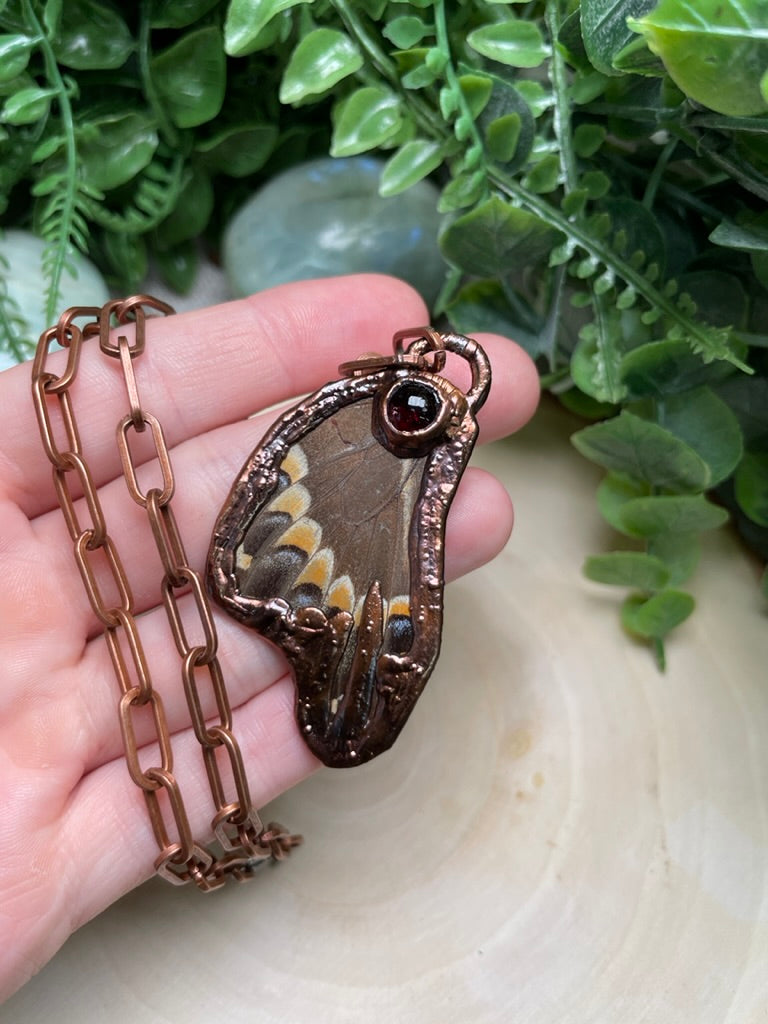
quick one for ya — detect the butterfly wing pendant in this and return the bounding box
[207,328,491,768]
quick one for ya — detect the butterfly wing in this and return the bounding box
[209,362,482,767]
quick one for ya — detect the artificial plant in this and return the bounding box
[1,0,767,664]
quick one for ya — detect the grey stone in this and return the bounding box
[222,156,445,305]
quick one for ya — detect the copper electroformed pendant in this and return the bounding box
[207,328,491,768]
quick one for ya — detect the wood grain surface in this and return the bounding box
[6,399,768,1023]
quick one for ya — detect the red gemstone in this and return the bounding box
[387,382,439,433]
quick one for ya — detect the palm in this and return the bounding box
[0,275,539,1001]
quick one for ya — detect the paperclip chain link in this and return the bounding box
[31,296,301,890]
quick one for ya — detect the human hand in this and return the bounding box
[0,274,539,1001]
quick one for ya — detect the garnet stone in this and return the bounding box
[387,381,440,433]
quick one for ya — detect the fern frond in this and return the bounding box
[79,150,186,234]
[494,172,752,372]
[37,176,98,321]
[20,0,90,324]
[0,254,34,364]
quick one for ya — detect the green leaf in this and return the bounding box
[620,340,736,399]
[52,0,133,70]
[571,299,627,405]
[448,278,527,340]
[439,195,564,277]
[619,494,729,536]
[522,152,560,193]
[400,53,437,89]
[425,46,448,75]
[44,0,63,36]
[437,171,486,213]
[383,16,428,49]
[151,0,220,28]
[78,112,158,191]
[485,113,521,163]
[31,134,65,163]
[584,551,670,590]
[156,240,199,294]
[582,170,611,199]
[515,79,553,116]
[151,26,226,128]
[558,6,590,69]
[225,0,310,56]
[734,452,768,527]
[573,123,606,158]
[439,84,459,118]
[562,188,588,217]
[0,35,34,82]
[280,28,362,104]
[379,139,443,197]
[612,35,666,75]
[621,590,695,638]
[601,197,667,274]
[102,231,148,291]
[628,0,768,115]
[196,124,278,177]
[647,532,700,587]
[1,86,54,125]
[709,219,768,253]
[580,0,657,76]
[30,171,66,197]
[155,166,213,248]
[656,387,743,487]
[477,74,535,173]
[330,86,402,157]
[572,410,711,492]
[559,389,618,421]
[678,269,748,331]
[570,68,610,104]
[467,19,548,68]
[458,74,493,118]
[597,472,651,534]
[715,376,768,447]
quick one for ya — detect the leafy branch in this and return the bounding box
[289,0,762,664]
[20,0,95,324]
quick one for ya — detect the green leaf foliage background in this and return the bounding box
[1,0,768,661]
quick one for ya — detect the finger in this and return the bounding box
[8,278,539,519]
[31,336,532,631]
[7,276,430,517]
[472,332,540,440]
[61,465,513,776]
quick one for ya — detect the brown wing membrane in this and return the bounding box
[225,398,427,765]
[208,335,490,768]
[235,399,423,658]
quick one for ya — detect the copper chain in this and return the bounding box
[31,296,301,891]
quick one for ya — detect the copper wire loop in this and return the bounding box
[146,491,187,587]
[117,410,175,507]
[340,325,448,378]
[31,323,83,394]
[53,451,107,548]
[119,687,174,791]
[163,567,219,663]
[118,334,145,432]
[74,531,133,627]
[105,609,153,703]
[181,651,232,746]
[30,296,301,889]
[213,805,265,853]
[32,371,82,469]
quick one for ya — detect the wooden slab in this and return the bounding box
[7,399,768,1023]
